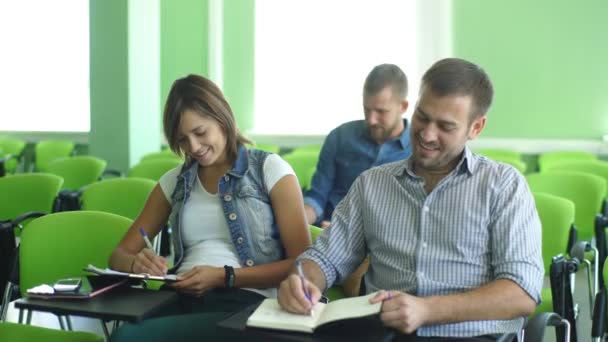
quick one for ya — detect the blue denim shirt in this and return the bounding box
[167,146,284,273]
[304,119,411,224]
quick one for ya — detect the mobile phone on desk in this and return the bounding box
[53,278,82,292]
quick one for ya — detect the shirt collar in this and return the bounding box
[400,145,477,178]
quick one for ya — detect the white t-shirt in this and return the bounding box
[159,154,295,298]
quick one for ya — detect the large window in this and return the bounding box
[0,0,90,132]
[254,0,420,135]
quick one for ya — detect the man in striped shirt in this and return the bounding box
[278,58,543,341]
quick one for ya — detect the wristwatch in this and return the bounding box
[224,265,235,288]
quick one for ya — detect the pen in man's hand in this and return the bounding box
[139,227,154,250]
[296,259,314,317]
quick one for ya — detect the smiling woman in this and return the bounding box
[0,0,89,132]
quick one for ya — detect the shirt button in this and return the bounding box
[419,272,424,278]
[422,242,427,248]
[224,175,229,181]
[246,259,254,266]
[237,236,244,244]
[224,194,232,201]
[423,206,430,212]
[229,213,237,221]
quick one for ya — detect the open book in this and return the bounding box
[26,276,128,299]
[84,264,178,282]
[246,292,382,333]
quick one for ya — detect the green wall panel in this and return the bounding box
[453,0,608,139]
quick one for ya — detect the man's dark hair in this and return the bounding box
[422,58,493,118]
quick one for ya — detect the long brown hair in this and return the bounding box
[163,74,251,163]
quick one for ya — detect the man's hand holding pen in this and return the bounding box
[277,260,323,316]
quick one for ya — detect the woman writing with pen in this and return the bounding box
[109,74,310,341]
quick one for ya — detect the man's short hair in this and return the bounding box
[363,64,408,100]
[421,58,494,119]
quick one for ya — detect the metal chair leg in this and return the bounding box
[0,282,14,321]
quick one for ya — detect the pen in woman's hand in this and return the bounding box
[296,259,314,317]
[139,227,154,250]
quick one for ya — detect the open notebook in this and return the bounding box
[246,292,382,333]
[84,264,178,282]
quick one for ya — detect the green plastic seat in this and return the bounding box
[0,322,103,342]
[248,143,280,155]
[127,159,182,182]
[0,138,27,174]
[46,156,107,191]
[0,173,64,223]
[532,192,575,315]
[543,160,608,198]
[291,144,323,156]
[140,150,183,163]
[19,211,132,297]
[475,148,522,161]
[80,178,156,220]
[282,152,319,190]
[526,171,606,241]
[309,225,345,301]
[488,156,527,174]
[537,151,597,172]
[35,140,76,172]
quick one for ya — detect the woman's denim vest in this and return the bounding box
[168,146,284,273]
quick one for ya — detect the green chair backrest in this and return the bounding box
[140,150,183,163]
[46,156,107,191]
[543,160,608,197]
[0,322,103,342]
[81,178,156,220]
[127,159,183,181]
[533,192,575,273]
[35,140,76,172]
[0,173,63,222]
[291,144,323,156]
[19,211,132,296]
[537,151,597,172]
[249,143,280,155]
[0,138,26,173]
[309,224,323,242]
[475,148,521,161]
[282,151,320,190]
[526,171,606,240]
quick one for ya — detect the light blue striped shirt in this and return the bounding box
[301,147,544,337]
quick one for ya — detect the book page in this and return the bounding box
[246,299,327,333]
[315,292,382,328]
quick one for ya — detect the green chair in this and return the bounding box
[18,211,132,333]
[543,160,608,199]
[309,225,345,301]
[532,192,575,315]
[526,171,606,241]
[0,174,64,321]
[34,140,76,172]
[537,151,597,172]
[475,148,521,161]
[80,178,156,220]
[282,152,319,190]
[127,159,182,182]
[490,156,527,174]
[291,144,323,156]
[0,322,103,342]
[140,150,183,163]
[248,143,280,155]
[0,138,27,174]
[46,156,107,191]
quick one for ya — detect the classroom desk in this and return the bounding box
[14,287,179,339]
[217,302,395,342]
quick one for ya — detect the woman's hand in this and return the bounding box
[132,249,168,276]
[170,266,224,297]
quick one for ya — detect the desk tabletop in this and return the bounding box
[15,287,178,323]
